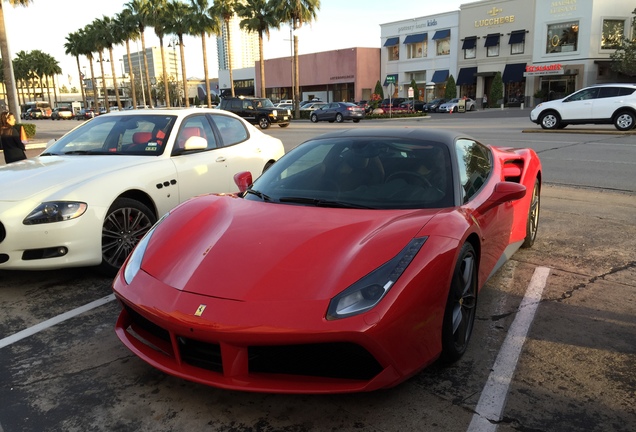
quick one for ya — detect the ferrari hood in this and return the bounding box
[0,155,152,201]
[142,195,439,302]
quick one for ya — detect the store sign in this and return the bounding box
[524,64,564,76]
[475,6,515,27]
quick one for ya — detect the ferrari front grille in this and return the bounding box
[248,343,383,380]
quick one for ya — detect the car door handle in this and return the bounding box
[216,156,226,163]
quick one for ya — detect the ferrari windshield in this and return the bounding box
[42,114,176,156]
[247,137,454,209]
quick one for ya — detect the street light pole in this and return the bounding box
[169,37,180,107]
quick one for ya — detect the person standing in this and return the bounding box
[0,111,27,164]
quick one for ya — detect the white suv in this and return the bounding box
[530,83,636,131]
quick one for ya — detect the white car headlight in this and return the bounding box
[123,212,170,284]
[23,202,87,225]
[326,237,427,320]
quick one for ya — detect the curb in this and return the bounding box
[522,128,635,135]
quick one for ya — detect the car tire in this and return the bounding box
[310,114,318,123]
[99,198,156,276]
[353,119,360,123]
[335,113,344,123]
[522,178,540,248]
[614,110,635,131]
[278,123,290,128]
[440,242,478,364]
[539,111,560,129]
[258,117,270,129]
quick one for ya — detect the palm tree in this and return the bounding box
[13,50,31,104]
[115,9,140,109]
[164,0,194,107]
[236,0,279,99]
[210,0,238,97]
[190,0,219,108]
[88,19,110,112]
[147,0,170,107]
[37,51,62,107]
[0,0,33,117]
[275,0,320,117]
[95,16,122,110]
[64,31,88,110]
[79,26,100,111]
[126,0,155,108]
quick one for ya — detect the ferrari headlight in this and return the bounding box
[123,212,170,284]
[326,237,427,320]
[23,202,87,225]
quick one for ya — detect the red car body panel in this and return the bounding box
[113,132,542,394]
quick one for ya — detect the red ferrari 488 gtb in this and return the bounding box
[113,128,541,394]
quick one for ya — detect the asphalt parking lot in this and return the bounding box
[1,112,635,432]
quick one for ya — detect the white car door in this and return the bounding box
[211,114,271,186]
[591,87,623,120]
[560,87,599,120]
[169,114,231,200]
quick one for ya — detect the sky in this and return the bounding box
[3,0,467,86]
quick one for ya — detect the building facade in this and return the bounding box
[380,12,460,103]
[527,0,635,103]
[255,48,381,103]
[217,15,260,71]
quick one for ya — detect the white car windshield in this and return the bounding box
[42,114,177,156]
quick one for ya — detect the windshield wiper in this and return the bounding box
[244,189,272,202]
[278,196,373,209]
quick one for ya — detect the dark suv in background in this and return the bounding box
[219,96,291,129]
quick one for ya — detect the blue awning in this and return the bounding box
[462,37,477,50]
[384,74,398,86]
[456,67,478,85]
[509,30,526,44]
[502,63,527,83]
[403,33,427,44]
[432,29,450,40]
[384,37,400,47]
[431,70,449,83]
[484,33,500,47]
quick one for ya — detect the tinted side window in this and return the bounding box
[455,139,492,203]
[211,115,248,146]
[566,88,599,102]
[174,115,217,152]
[618,87,636,96]
[598,87,620,98]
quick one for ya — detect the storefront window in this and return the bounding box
[464,47,476,59]
[511,41,524,55]
[546,21,579,54]
[388,45,400,61]
[601,19,624,50]
[436,38,450,56]
[407,41,426,59]
[487,44,499,57]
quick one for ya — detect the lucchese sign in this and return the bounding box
[475,7,515,27]
[524,63,565,76]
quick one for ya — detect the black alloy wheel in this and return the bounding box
[440,242,478,363]
[100,198,156,276]
[522,178,540,248]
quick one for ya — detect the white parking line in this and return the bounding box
[0,294,116,350]
[467,266,551,432]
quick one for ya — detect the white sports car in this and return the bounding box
[0,108,285,275]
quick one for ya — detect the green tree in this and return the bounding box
[1,0,33,117]
[275,0,320,117]
[95,16,123,109]
[190,0,219,108]
[164,0,194,107]
[211,0,239,98]
[236,0,279,98]
[147,0,170,106]
[410,78,419,101]
[610,8,636,77]
[489,72,503,107]
[64,31,88,109]
[126,0,155,107]
[374,80,384,99]
[115,9,140,108]
[444,74,456,99]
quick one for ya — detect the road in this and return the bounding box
[1,111,635,432]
